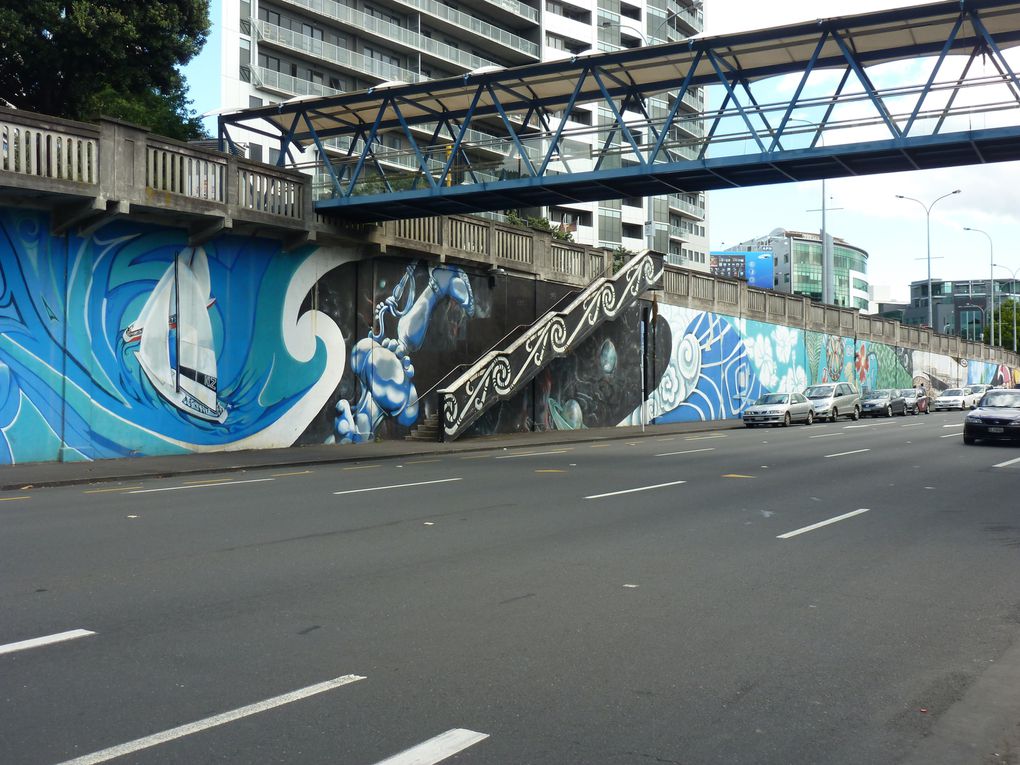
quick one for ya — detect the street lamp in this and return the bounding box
[963,227,995,347]
[994,262,1020,353]
[896,190,961,329]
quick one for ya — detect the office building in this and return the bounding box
[216,0,710,269]
[729,228,870,310]
[903,278,1020,338]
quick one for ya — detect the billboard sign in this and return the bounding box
[710,251,774,290]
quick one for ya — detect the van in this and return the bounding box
[802,382,861,422]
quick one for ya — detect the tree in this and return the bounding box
[985,297,1017,350]
[0,2,210,141]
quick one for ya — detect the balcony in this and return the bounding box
[254,22,425,85]
[262,2,509,75]
[389,0,539,61]
[668,194,705,219]
[250,65,345,99]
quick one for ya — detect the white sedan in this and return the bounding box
[933,388,978,411]
[742,392,815,427]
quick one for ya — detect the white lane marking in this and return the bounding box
[777,509,870,539]
[655,447,715,457]
[0,629,95,656]
[808,433,842,439]
[939,433,960,439]
[824,449,870,458]
[55,675,365,765]
[900,423,925,428]
[371,728,489,765]
[334,478,462,496]
[586,480,686,500]
[943,423,964,429]
[494,449,570,459]
[129,478,274,494]
[685,434,728,441]
[994,456,1020,468]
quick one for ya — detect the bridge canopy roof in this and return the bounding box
[222,0,1020,144]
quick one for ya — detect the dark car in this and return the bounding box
[860,389,908,417]
[963,389,1020,444]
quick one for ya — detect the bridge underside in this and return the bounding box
[314,128,1020,222]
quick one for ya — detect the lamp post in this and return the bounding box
[896,190,961,329]
[994,263,1020,353]
[788,118,835,304]
[964,227,995,346]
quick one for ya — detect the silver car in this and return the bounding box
[743,392,815,427]
[802,382,861,422]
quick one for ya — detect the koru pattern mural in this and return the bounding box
[0,208,1016,464]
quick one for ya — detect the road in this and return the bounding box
[2,410,1020,764]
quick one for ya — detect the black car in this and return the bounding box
[859,389,908,417]
[963,389,1020,444]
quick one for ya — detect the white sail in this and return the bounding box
[130,249,226,423]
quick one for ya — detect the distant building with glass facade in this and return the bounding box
[903,278,1020,337]
[730,228,870,310]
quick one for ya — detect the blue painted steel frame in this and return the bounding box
[218,0,1020,220]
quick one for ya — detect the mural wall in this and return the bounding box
[0,207,1017,465]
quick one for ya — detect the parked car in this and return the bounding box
[968,384,994,398]
[963,389,1020,444]
[933,387,977,411]
[860,389,908,417]
[802,382,861,422]
[743,392,815,427]
[898,388,924,414]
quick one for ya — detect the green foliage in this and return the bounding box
[0,1,210,140]
[611,246,634,271]
[502,210,573,242]
[985,297,1017,350]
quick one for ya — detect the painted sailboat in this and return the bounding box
[127,248,227,423]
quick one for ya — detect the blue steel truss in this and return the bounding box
[218,0,1020,222]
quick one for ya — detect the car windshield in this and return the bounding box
[943,389,964,396]
[898,389,915,398]
[803,386,834,399]
[866,390,891,399]
[755,394,789,405]
[980,391,1020,408]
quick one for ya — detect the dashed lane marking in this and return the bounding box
[0,495,31,502]
[270,470,313,477]
[943,423,964,428]
[808,433,842,439]
[129,478,275,494]
[343,464,382,470]
[777,509,870,539]
[371,728,489,765]
[585,480,686,500]
[655,447,715,457]
[334,478,462,496]
[495,449,571,459]
[54,675,365,765]
[685,434,728,441]
[824,449,870,458]
[405,459,441,465]
[0,629,95,656]
[722,474,755,479]
[939,433,960,439]
[83,486,143,494]
[993,456,1020,469]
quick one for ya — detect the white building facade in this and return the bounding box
[216,0,709,269]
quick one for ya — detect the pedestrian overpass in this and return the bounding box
[219,0,1020,222]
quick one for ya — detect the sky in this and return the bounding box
[181,0,1020,300]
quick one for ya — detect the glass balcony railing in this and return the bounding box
[669,194,706,219]
[390,0,539,58]
[273,0,514,71]
[255,21,424,83]
[251,65,345,97]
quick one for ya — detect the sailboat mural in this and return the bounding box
[123,247,227,423]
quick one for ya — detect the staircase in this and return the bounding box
[405,412,440,441]
[431,250,663,442]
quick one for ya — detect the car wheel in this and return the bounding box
[783,412,791,427]
[805,410,814,425]
[885,405,893,417]
[851,407,860,421]
[963,435,976,445]
[744,423,755,428]
[829,408,838,423]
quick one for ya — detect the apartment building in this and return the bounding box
[217,0,710,268]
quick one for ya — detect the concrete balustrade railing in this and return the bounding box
[658,262,1020,369]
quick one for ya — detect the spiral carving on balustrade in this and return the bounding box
[443,354,513,435]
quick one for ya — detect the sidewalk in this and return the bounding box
[0,419,743,491]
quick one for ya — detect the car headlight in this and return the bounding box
[965,414,981,423]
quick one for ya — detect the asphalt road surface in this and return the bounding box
[3,410,1020,765]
